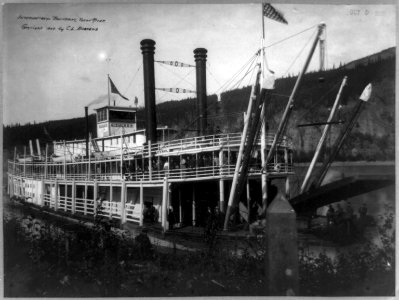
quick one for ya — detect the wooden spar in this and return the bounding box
[107,74,111,107]
[44,144,48,179]
[297,121,344,127]
[63,140,66,179]
[88,139,91,179]
[29,140,34,157]
[223,65,261,230]
[265,23,326,165]
[224,82,271,230]
[300,76,347,193]
[13,147,17,177]
[85,106,89,158]
[23,146,26,177]
[120,133,123,179]
[313,83,372,188]
[36,139,41,160]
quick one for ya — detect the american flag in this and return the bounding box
[263,3,288,24]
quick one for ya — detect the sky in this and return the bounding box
[3,2,396,125]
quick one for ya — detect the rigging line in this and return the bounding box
[283,29,317,77]
[215,53,259,94]
[224,56,258,93]
[261,24,318,51]
[157,62,196,88]
[295,80,342,122]
[206,62,223,93]
[231,64,257,92]
[219,53,258,90]
[216,56,257,94]
[155,67,195,103]
[229,59,258,91]
[269,92,290,98]
[124,63,143,95]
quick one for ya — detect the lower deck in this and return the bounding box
[8,173,291,232]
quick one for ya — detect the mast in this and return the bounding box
[85,106,89,158]
[300,76,347,193]
[313,83,372,188]
[107,74,111,107]
[265,23,326,165]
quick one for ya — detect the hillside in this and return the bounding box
[3,47,395,161]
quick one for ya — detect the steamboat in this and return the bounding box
[7,4,390,236]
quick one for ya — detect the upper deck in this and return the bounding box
[9,132,294,183]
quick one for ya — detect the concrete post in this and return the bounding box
[266,193,299,296]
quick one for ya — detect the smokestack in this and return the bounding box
[85,106,89,157]
[194,48,208,136]
[141,39,157,144]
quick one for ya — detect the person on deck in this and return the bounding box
[168,206,176,230]
[359,202,368,218]
[326,204,335,227]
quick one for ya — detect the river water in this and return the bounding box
[288,162,395,215]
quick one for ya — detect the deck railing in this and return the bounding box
[9,161,294,182]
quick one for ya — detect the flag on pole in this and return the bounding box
[109,76,129,101]
[134,96,138,107]
[263,3,288,24]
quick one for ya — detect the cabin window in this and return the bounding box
[109,110,135,122]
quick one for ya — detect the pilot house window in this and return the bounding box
[97,109,107,122]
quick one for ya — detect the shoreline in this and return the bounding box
[295,160,395,167]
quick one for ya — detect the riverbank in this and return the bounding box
[3,192,395,297]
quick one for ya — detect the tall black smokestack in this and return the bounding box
[85,106,89,157]
[141,39,157,143]
[194,48,208,136]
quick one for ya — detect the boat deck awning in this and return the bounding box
[291,174,395,213]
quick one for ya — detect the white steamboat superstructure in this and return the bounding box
[7,38,295,232]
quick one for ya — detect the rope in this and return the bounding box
[261,24,318,51]
[283,29,317,77]
[206,62,223,93]
[214,53,259,95]
[229,60,259,91]
[157,62,196,89]
[123,63,142,95]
